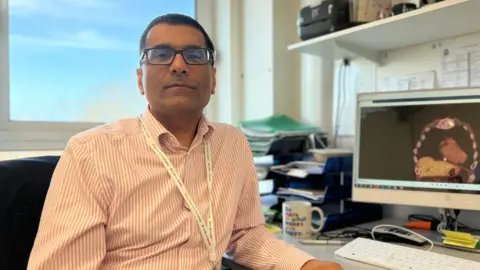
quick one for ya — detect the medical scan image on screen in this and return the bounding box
[357,102,480,194]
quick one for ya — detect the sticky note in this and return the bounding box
[442,230,479,249]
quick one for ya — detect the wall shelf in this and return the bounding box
[287,0,480,64]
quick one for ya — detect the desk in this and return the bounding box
[278,219,480,269]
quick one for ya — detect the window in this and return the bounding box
[0,0,212,151]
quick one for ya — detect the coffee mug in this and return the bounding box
[282,201,325,239]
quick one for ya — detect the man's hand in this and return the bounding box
[301,259,343,270]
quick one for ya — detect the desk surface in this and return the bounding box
[279,219,480,269]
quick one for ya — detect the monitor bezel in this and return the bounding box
[352,88,480,211]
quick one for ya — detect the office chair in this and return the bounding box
[0,156,60,270]
[0,155,250,270]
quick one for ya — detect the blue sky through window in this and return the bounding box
[8,0,195,123]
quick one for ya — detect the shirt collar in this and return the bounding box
[140,107,215,141]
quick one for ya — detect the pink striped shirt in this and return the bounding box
[27,108,315,270]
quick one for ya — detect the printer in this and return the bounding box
[297,0,353,41]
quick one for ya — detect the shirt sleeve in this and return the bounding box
[225,133,315,270]
[27,137,110,270]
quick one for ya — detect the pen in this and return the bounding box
[300,239,347,245]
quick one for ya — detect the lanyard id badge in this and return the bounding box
[139,117,218,269]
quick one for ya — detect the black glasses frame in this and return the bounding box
[140,47,214,66]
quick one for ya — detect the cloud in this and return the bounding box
[8,0,41,12]
[9,0,116,10]
[9,0,123,24]
[58,0,116,8]
[10,30,133,51]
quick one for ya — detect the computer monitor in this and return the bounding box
[353,88,480,211]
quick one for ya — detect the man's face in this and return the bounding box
[136,24,216,114]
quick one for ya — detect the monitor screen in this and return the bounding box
[356,96,480,195]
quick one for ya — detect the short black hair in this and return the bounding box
[139,13,215,65]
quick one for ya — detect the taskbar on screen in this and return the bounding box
[355,183,480,195]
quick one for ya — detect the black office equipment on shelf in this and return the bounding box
[297,0,360,41]
[265,153,383,232]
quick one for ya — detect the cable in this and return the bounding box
[333,59,349,148]
[333,62,344,148]
[409,212,447,232]
[436,209,463,233]
[409,213,480,234]
[371,224,434,252]
[453,209,461,232]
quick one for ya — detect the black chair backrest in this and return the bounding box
[0,155,251,270]
[0,156,60,270]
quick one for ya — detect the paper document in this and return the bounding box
[469,51,480,87]
[438,36,480,87]
[440,48,469,88]
[309,149,353,162]
[287,169,309,178]
[276,187,326,201]
[270,161,324,178]
[380,71,435,91]
[409,71,436,90]
[380,77,408,91]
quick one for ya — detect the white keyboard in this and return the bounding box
[334,237,480,270]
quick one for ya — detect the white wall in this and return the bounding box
[205,0,243,124]
[239,0,302,121]
[272,0,302,121]
[241,0,274,120]
[206,0,302,124]
[299,0,335,139]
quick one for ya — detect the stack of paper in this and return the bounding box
[276,187,325,201]
[309,149,353,162]
[239,114,322,156]
[270,161,324,178]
